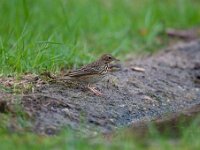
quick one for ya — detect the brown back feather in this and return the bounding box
[67,60,106,77]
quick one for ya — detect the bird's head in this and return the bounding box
[100,54,119,64]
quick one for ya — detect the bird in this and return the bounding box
[63,54,119,96]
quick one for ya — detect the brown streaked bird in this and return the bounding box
[63,54,119,96]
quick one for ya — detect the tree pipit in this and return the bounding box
[63,54,119,96]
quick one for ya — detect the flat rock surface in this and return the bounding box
[21,41,200,135]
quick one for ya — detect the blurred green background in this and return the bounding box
[0,0,200,74]
[0,0,200,149]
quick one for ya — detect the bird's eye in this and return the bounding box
[108,56,112,59]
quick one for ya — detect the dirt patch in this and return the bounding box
[1,40,200,135]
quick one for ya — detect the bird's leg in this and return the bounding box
[87,84,103,96]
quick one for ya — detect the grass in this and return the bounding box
[0,0,200,149]
[0,113,199,150]
[0,0,200,74]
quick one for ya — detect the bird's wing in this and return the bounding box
[66,61,102,77]
[67,67,100,77]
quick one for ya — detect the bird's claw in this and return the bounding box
[88,86,103,96]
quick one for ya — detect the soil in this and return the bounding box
[1,40,200,135]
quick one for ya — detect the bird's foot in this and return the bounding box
[88,86,103,96]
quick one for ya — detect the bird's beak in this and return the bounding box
[114,57,120,61]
